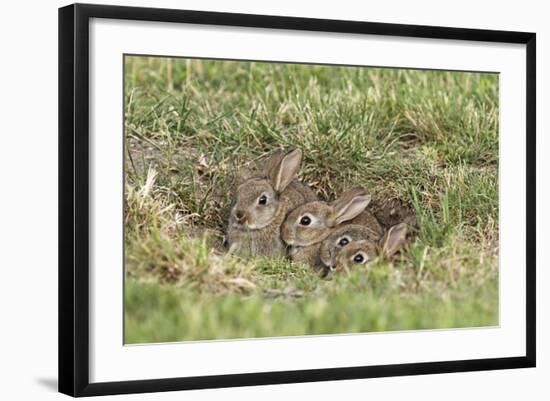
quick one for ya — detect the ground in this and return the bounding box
[124,56,499,343]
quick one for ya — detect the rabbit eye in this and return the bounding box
[338,237,350,247]
[299,216,311,226]
[353,253,366,264]
[258,195,267,205]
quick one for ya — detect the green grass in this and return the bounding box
[124,56,499,344]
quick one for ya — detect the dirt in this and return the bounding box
[372,198,419,236]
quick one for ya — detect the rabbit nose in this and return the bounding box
[328,249,336,268]
[234,210,246,222]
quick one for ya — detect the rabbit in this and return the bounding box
[331,222,408,273]
[281,189,381,270]
[318,224,383,270]
[226,148,317,258]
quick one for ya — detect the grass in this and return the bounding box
[124,56,499,344]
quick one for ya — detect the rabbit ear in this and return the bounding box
[381,223,408,258]
[329,192,371,227]
[261,149,285,177]
[268,149,302,192]
[330,188,370,210]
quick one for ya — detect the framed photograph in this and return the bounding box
[58,3,536,397]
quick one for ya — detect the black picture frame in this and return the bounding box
[59,3,536,397]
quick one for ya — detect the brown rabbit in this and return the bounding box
[331,223,408,273]
[281,189,380,269]
[318,224,383,270]
[226,149,316,258]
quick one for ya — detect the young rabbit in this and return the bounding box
[281,189,380,269]
[226,148,316,258]
[331,222,408,273]
[318,224,382,270]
